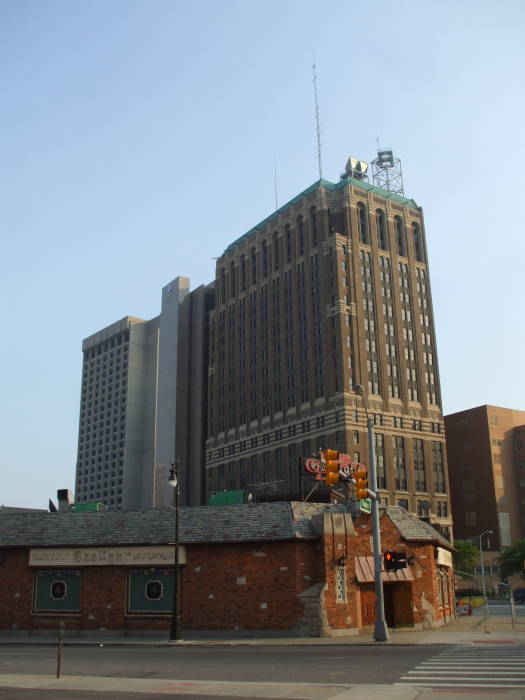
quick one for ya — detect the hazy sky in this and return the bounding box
[2,0,524,509]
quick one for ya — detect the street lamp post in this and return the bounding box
[353,384,389,642]
[168,459,182,641]
[479,529,493,604]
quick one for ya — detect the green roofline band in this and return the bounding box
[223,175,419,256]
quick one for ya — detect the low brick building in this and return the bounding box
[0,502,454,636]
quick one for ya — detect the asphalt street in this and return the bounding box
[0,644,444,685]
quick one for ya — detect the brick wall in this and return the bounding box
[0,541,322,634]
[0,517,454,635]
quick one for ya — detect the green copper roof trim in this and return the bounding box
[223,176,419,256]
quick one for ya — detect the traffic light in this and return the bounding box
[384,551,408,572]
[393,551,408,570]
[354,465,369,500]
[323,449,340,486]
[384,551,395,571]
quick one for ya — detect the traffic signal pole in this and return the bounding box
[366,415,389,642]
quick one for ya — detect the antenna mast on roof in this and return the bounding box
[312,51,323,180]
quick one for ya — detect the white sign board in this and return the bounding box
[436,547,452,568]
[29,545,186,567]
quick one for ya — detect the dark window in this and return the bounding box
[357,203,369,244]
[310,207,317,247]
[297,216,304,255]
[261,240,268,277]
[240,254,246,291]
[393,435,407,490]
[376,209,388,250]
[145,580,163,600]
[413,222,424,262]
[395,216,406,257]
[51,581,66,600]
[285,224,292,263]
[432,441,446,493]
[375,433,386,489]
[273,231,279,270]
[413,438,427,492]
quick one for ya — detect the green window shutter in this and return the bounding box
[128,569,174,613]
[34,570,81,612]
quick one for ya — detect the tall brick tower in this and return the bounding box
[205,155,451,538]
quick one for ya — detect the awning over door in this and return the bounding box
[355,556,414,583]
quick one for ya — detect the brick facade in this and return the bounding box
[0,505,454,636]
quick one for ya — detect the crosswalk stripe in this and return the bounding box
[407,671,525,676]
[398,644,525,689]
[419,663,525,667]
[395,683,525,689]
[401,676,525,682]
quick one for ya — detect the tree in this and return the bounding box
[498,540,525,580]
[453,540,478,575]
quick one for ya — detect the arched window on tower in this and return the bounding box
[273,231,279,270]
[230,261,236,297]
[395,216,406,257]
[240,254,246,291]
[376,209,388,251]
[297,216,304,255]
[328,208,335,235]
[261,240,268,277]
[251,247,257,285]
[310,206,317,248]
[357,203,369,244]
[220,268,226,303]
[285,223,292,263]
[413,222,424,262]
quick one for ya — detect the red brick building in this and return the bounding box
[0,502,454,636]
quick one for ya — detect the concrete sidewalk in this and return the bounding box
[0,613,523,647]
[1,674,525,699]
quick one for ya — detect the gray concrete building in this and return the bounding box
[205,156,452,538]
[75,277,213,510]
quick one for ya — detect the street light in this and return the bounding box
[479,529,493,603]
[168,459,182,641]
[353,384,389,642]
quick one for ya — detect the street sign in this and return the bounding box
[360,498,371,514]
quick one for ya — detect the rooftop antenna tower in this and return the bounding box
[371,147,404,196]
[312,51,323,180]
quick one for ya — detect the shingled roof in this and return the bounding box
[0,502,347,549]
[385,505,452,549]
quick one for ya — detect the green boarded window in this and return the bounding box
[34,570,81,612]
[128,569,174,613]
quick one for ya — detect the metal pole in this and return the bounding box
[170,460,183,641]
[367,417,389,642]
[479,534,486,602]
[479,529,492,633]
[56,621,65,678]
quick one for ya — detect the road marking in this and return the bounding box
[418,663,525,667]
[397,644,525,689]
[395,683,525,689]
[407,671,525,676]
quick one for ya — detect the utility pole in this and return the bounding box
[354,384,389,642]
